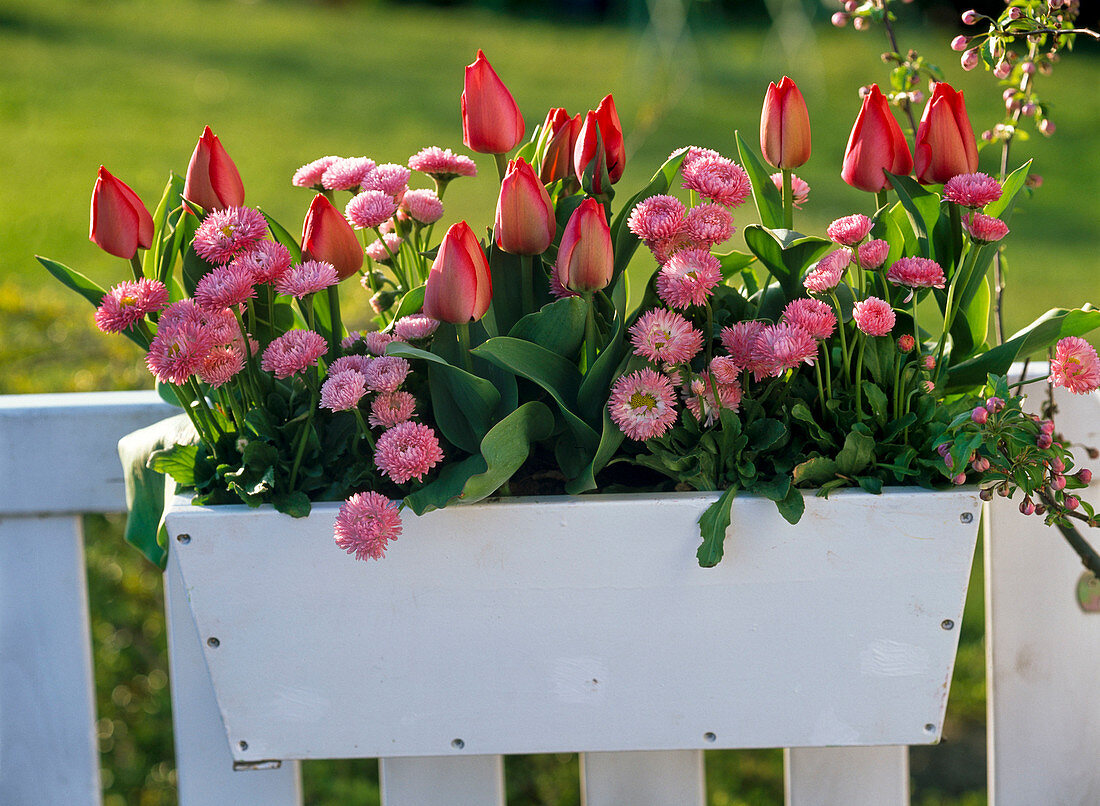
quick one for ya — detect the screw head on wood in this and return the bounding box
[960,512,974,524]
[176,533,191,544]
[207,637,220,648]
[941,619,955,630]
[451,738,465,750]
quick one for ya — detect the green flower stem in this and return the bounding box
[892,352,904,420]
[233,309,261,405]
[520,253,534,317]
[1009,373,1052,389]
[352,408,377,451]
[934,241,983,379]
[822,342,833,405]
[433,177,451,201]
[704,300,714,365]
[828,291,851,383]
[911,296,921,354]
[359,230,380,295]
[814,352,827,414]
[875,190,888,214]
[188,379,224,440]
[298,294,316,332]
[326,285,343,359]
[129,255,144,281]
[854,335,868,422]
[456,321,474,374]
[583,293,598,373]
[374,226,409,294]
[494,152,510,184]
[173,381,216,448]
[782,169,794,230]
[289,377,319,489]
[217,387,245,432]
[948,202,963,268]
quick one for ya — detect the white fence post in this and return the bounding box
[379,755,504,805]
[581,750,705,806]
[784,746,909,806]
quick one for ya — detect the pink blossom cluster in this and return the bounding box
[145,299,248,388]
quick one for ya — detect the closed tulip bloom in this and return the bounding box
[538,107,582,185]
[301,194,364,281]
[89,166,154,259]
[461,50,524,155]
[495,157,556,255]
[574,111,609,195]
[914,83,979,185]
[557,198,614,294]
[841,84,914,193]
[594,94,626,183]
[760,77,811,169]
[183,126,245,212]
[422,221,492,323]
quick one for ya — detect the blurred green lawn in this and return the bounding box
[8,0,1098,803]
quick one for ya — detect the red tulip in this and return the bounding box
[89,166,154,259]
[302,194,364,281]
[495,158,556,255]
[537,108,581,185]
[557,198,613,294]
[760,76,811,169]
[594,94,625,183]
[183,126,245,212]
[422,221,493,323]
[461,50,525,155]
[573,96,626,195]
[914,83,979,185]
[841,85,914,193]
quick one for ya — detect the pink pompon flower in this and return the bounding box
[685,203,735,247]
[962,212,1010,244]
[887,256,946,289]
[681,156,751,208]
[629,308,704,365]
[751,323,818,378]
[94,278,169,333]
[401,188,444,225]
[364,355,410,393]
[293,156,341,189]
[368,390,418,428]
[362,163,412,199]
[374,421,444,483]
[321,157,376,191]
[192,206,268,264]
[676,146,723,172]
[720,320,766,367]
[826,214,874,246]
[365,232,404,263]
[857,239,890,270]
[260,330,327,378]
[943,172,1003,208]
[408,146,478,181]
[363,331,397,356]
[549,264,580,300]
[329,354,373,376]
[897,334,916,352]
[346,190,399,230]
[608,368,679,441]
[233,240,293,284]
[781,297,837,340]
[852,297,896,336]
[1051,336,1100,395]
[194,262,256,311]
[274,259,339,298]
[685,374,742,425]
[333,491,403,562]
[320,368,367,411]
[770,172,810,208]
[656,248,722,309]
[394,313,440,341]
[709,355,741,385]
[196,345,244,388]
[145,316,215,385]
[803,249,852,293]
[627,195,687,242]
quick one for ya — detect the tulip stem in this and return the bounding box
[129,255,144,281]
[934,241,982,379]
[782,169,793,230]
[875,190,888,214]
[948,202,963,269]
[583,293,598,373]
[829,290,851,383]
[456,322,473,374]
[326,286,343,360]
[519,254,534,317]
[493,153,509,184]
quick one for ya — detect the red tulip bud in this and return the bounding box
[914,83,979,185]
[593,94,625,184]
[537,108,582,185]
[556,198,613,294]
[495,158,556,256]
[461,50,524,155]
[183,126,245,212]
[760,77,812,169]
[422,221,492,324]
[89,166,154,259]
[841,84,914,193]
[302,194,364,281]
[574,111,610,196]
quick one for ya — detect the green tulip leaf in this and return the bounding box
[393,284,426,322]
[742,225,833,299]
[402,455,488,516]
[507,296,588,360]
[259,208,303,262]
[885,172,940,260]
[457,401,556,503]
[735,130,784,229]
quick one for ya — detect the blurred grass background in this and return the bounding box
[6,0,1097,802]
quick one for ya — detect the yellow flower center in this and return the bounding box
[628,391,658,412]
[119,295,137,308]
[220,224,237,238]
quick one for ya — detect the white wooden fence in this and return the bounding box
[1,388,1096,806]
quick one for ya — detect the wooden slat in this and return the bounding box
[784,746,909,806]
[581,750,705,806]
[379,755,504,806]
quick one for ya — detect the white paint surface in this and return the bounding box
[785,746,909,805]
[379,755,504,806]
[581,750,705,806]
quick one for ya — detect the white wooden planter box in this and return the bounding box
[164,487,981,765]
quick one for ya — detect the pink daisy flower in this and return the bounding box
[320,368,367,411]
[401,188,444,225]
[363,331,397,356]
[608,368,679,441]
[1051,336,1100,395]
[962,212,1010,244]
[897,334,916,352]
[681,156,751,208]
[145,318,215,385]
[649,232,694,266]
[274,259,339,298]
[803,249,852,293]
[394,314,440,341]
[368,390,418,428]
[943,172,1003,208]
[685,374,742,425]
[720,320,767,368]
[656,248,723,309]
[709,355,741,385]
[292,156,341,189]
[685,203,735,247]
[781,298,837,340]
[675,146,722,172]
[94,278,169,333]
[260,330,327,379]
[202,307,241,347]
[627,195,687,243]
[194,263,256,311]
[629,308,704,365]
[329,354,373,376]
[362,163,411,199]
[769,172,810,208]
[857,239,890,270]
[826,214,874,246]
[751,323,818,378]
[157,299,205,331]
[364,355,410,392]
[346,190,399,230]
[374,421,444,484]
[196,344,244,388]
[887,257,946,289]
[852,297,896,336]
[232,240,293,284]
[192,206,268,265]
[321,157,376,192]
[408,146,478,181]
[333,491,403,562]
[549,264,580,300]
[364,233,404,263]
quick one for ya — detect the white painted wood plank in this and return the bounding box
[581,750,704,806]
[0,391,174,515]
[379,755,504,806]
[784,746,909,806]
[986,387,1100,806]
[0,515,101,806]
[164,549,302,806]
